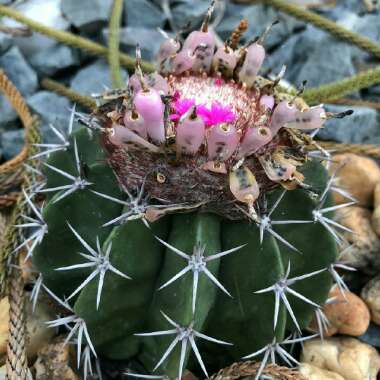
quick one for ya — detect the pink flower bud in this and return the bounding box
[207,123,239,161]
[156,38,181,65]
[176,113,205,155]
[212,46,237,77]
[123,110,147,139]
[172,50,196,74]
[270,101,298,135]
[259,95,275,111]
[285,106,326,130]
[182,30,216,72]
[238,43,266,87]
[229,166,260,204]
[134,88,165,143]
[109,124,159,152]
[259,154,296,182]
[239,127,272,157]
[128,73,142,93]
[147,73,169,95]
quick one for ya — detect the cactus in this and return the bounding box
[17,2,356,379]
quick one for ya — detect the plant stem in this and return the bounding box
[0,5,154,73]
[108,0,124,88]
[303,66,380,104]
[331,98,380,111]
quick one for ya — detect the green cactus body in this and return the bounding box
[32,125,338,378]
[74,218,171,359]
[33,162,123,296]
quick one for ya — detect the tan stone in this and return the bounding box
[310,287,370,336]
[18,250,35,284]
[361,274,380,326]
[299,363,344,380]
[0,296,55,360]
[0,298,9,357]
[373,182,380,208]
[329,154,380,207]
[301,337,380,380]
[371,183,380,236]
[336,206,380,275]
[372,206,380,237]
[34,336,78,380]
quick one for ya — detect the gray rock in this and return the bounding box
[318,105,379,144]
[242,4,305,50]
[264,33,302,78]
[264,25,356,88]
[29,44,79,76]
[171,0,210,30]
[71,60,129,96]
[336,0,367,13]
[359,323,380,349]
[1,129,24,161]
[61,0,112,32]
[27,91,72,138]
[124,0,165,29]
[292,39,356,88]
[351,13,380,61]
[105,27,165,61]
[0,46,38,95]
[0,46,38,127]
[0,33,12,54]
[2,0,69,58]
[292,29,356,87]
[368,83,380,97]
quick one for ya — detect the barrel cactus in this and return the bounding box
[18,2,355,379]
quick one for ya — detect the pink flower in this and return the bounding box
[197,102,236,127]
[214,78,224,86]
[170,97,195,122]
[169,95,236,127]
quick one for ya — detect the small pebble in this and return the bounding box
[361,274,380,325]
[310,287,370,336]
[301,337,380,380]
[329,153,380,207]
[0,295,55,360]
[335,206,380,275]
[0,298,9,358]
[371,182,380,236]
[34,336,79,380]
[299,363,344,380]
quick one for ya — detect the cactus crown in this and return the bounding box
[14,2,356,379]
